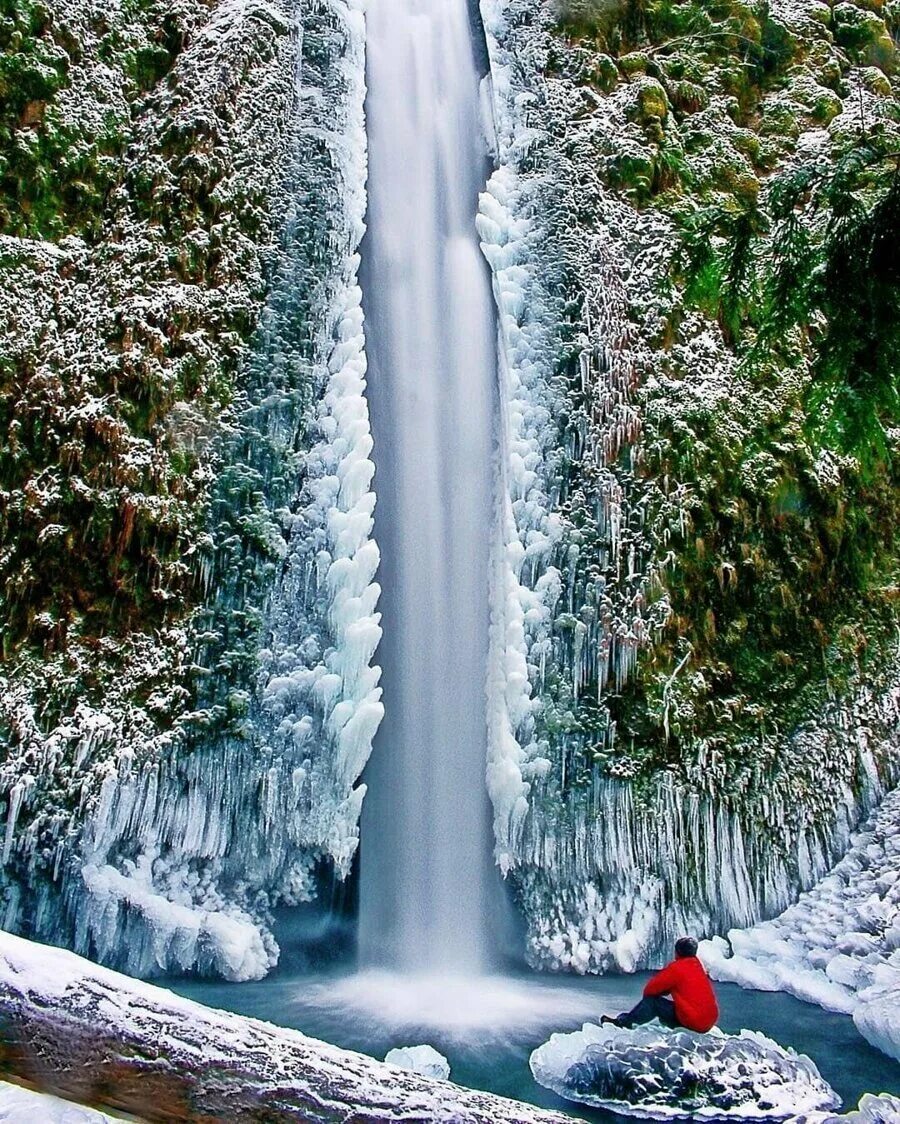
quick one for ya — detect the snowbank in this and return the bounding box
[701,785,900,1062]
[0,1081,117,1123]
[530,1022,839,1120]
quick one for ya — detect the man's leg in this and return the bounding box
[612,995,679,1029]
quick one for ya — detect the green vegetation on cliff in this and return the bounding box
[546,0,899,798]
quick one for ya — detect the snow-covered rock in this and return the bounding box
[701,785,900,1062]
[529,1022,839,1120]
[840,1093,900,1123]
[384,1045,451,1081]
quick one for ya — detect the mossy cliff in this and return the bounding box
[0,0,377,975]
[556,0,899,793]
[483,0,900,969]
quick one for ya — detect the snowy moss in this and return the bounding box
[481,0,899,969]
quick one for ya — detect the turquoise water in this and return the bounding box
[170,967,900,1121]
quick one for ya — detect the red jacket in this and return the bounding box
[643,955,719,1032]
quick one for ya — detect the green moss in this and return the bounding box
[587,52,620,91]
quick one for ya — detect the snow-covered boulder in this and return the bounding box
[529,1022,840,1120]
[385,1045,451,1080]
[852,985,900,1065]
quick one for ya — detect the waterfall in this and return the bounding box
[358,0,498,975]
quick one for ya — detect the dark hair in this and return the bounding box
[675,936,698,958]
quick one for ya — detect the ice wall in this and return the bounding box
[477,0,900,973]
[702,780,900,1063]
[1,0,380,980]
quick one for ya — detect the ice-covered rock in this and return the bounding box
[478,0,900,977]
[530,1022,839,1120]
[841,1093,900,1123]
[701,784,900,1062]
[384,1045,451,1081]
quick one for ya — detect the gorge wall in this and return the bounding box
[1,0,898,978]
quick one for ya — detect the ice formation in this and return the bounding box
[384,1045,451,1081]
[0,0,380,981]
[701,784,900,1063]
[0,1081,118,1123]
[476,0,900,974]
[839,1094,900,1124]
[530,1022,840,1120]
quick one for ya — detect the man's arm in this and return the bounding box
[642,961,679,998]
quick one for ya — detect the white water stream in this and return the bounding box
[358,0,498,975]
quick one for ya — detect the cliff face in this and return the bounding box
[1,0,898,981]
[481,0,900,971]
[1,0,381,979]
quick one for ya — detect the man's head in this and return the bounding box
[675,936,699,959]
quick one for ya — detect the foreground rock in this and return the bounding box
[530,1022,839,1121]
[0,932,568,1124]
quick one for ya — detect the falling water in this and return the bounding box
[358,0,498,974]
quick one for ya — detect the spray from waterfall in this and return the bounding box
[358,0,498,976]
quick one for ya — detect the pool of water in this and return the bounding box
[169,967,900,1121]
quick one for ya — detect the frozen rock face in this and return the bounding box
[0,0,380,981]
[384,1045,451,1081]
[479,0,900,972]
[530,1022,840,1120]
[702,784,900,1062]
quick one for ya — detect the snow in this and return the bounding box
[384,1045,451,1081]
[0,1081,117,1123]
[530,1022,840,1120]
[840,1094,900,1123]
[700,785,900,1063]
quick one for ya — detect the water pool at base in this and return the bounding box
[170,969,900,1121]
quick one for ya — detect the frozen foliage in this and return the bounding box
[0,1080,117,1123]
[384,1045,451,1080]
[530,1022,839,1120]
[0,931,571,1124]
[1,0,380,980]
[478,0,900,973]
[0,0,300,967]
[702,785,900,1063]
[62,0,380,979]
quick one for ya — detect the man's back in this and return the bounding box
[643,954,719,1032]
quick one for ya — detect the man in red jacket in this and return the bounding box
[601,936,719,1033]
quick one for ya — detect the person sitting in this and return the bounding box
[601,936,719,1033]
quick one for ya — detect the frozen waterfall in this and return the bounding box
[358,0,498,973]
